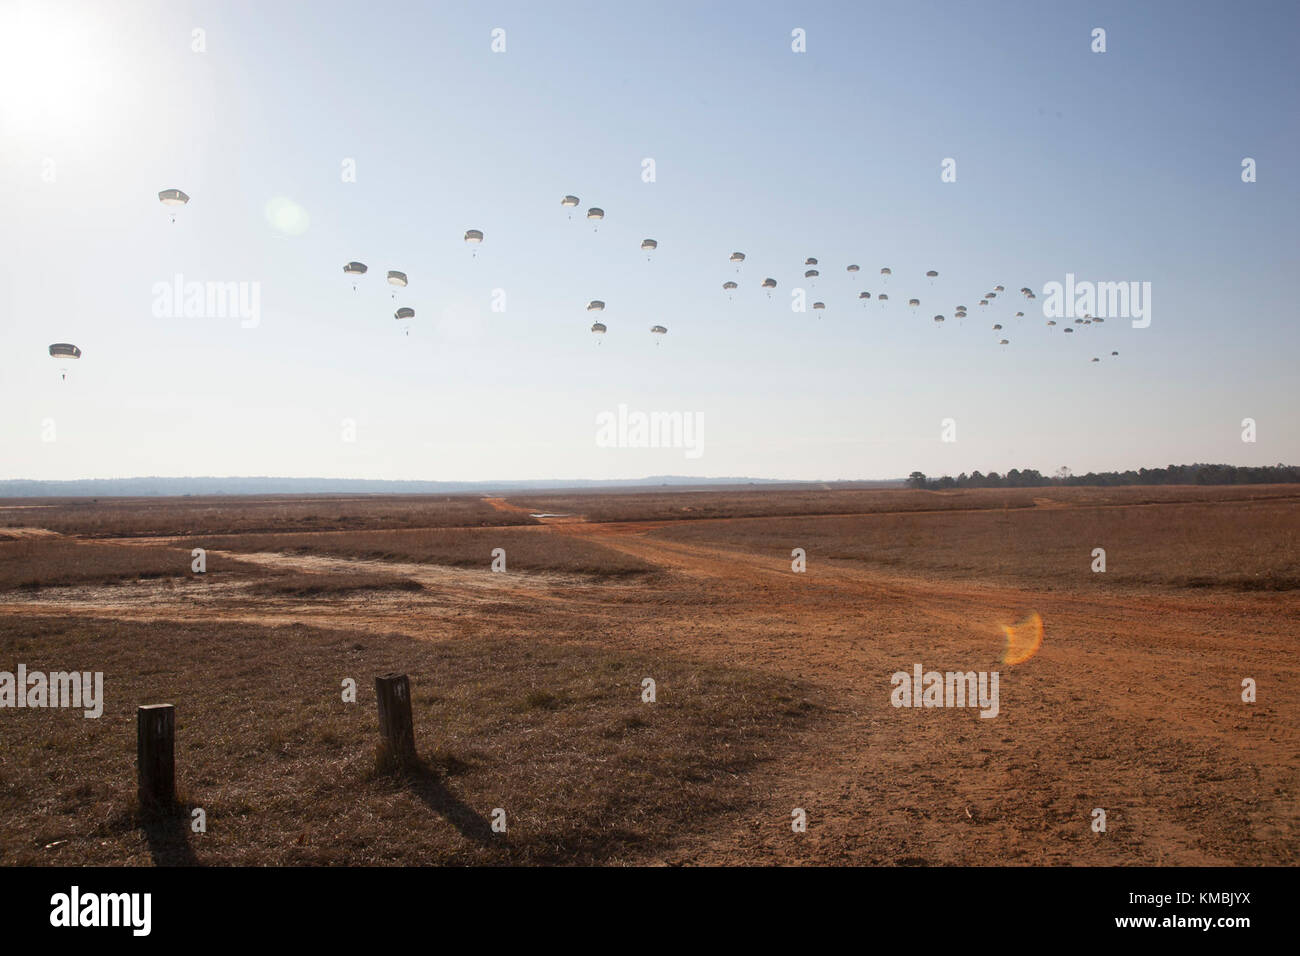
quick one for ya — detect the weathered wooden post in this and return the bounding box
[137,704,176,809]
[375,674,416,764]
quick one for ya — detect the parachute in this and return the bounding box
[1000,339,1009,345]
[908,298,920,307]
[858,291,871,299]
[926,270,938,281]
[561,195,580,207]
[650,324,667,345]
[1111,350,1119,356]
[343,261,368,291]
[934,315,945,323]
[722,281,738,290]
[812,301,825,311]
[591,321,607,335]
[878,293,888,302]
[1014,311,1024,317]
[847,264,860,273]
[641,238,658,251]
[586,300,605,312]
[979,300,988,306]
[761,277,777,289]
[587,208,604,231]
[49,342,81,381]
[1047,320,1057,326]
[805,269,819,279]
[158,188,189,222]
[1091,357,1100,363]
[387,270,407,299]
[805,258,818,266]
[395,306,414,335]
[993,324,1002,330]
[465,229,484,257]
[994,285,1005,292]
[1064,327,1074,333]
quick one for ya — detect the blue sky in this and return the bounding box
[1,0,1296,481]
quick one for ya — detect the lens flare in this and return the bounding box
[1001,611,1043,665]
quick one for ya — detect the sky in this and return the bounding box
[1,0,1297,482]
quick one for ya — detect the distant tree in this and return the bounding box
[906,471,928,490]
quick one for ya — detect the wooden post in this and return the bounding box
[137,704,175,809]
[375,674,415,763]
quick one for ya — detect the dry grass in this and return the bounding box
[0,539,258,592]
[0,495,532,538]
[246,572,426,598]
[0,615,824,865]
[648,495,1300,592]
[188,527,657,579]
[509,484,1300,523]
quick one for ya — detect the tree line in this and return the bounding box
[906,463,1300,490]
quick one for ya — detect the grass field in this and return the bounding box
[1,485,1296,865]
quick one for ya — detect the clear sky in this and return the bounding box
[2,0,1297,482]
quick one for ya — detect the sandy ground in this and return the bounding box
[3,502,1295,865]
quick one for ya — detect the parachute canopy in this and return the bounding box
[722,281,738,290]
[847,264,860,273]
[591,322,607,334]
[395,307,415,320]
[641,238,658,251]
[761,278,777,289]
[343,261,368,276]
[561,195,580,207]
[586,300,605,312]
[49,343,81,359]
[926,270,939,278]
[934,315,945,323]
[464,229,484,243]
[908,299,920,307]
[158,188,189,206]
[880,267,892,275]
[730,252,746,263]
[812,301,825,310]
[1000,339,1010,345]
[387,271,408,287]
[993,324,1002,330]
[805,269,819,278]
[858,292,871,299]
[587,207,604,220]
[650,325,667,335]
[805,258,818,266]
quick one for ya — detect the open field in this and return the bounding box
[1,485,1297,865]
